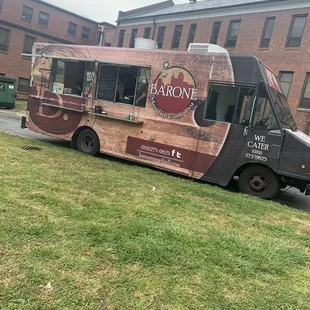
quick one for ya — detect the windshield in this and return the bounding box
[269,86,297,131]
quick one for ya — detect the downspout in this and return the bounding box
[152,18,157,40]
[98,24,105,46]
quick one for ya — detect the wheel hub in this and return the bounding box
[82,136,94,151]
[249,175,267,192]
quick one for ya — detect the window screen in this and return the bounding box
[68,22,77,36]
[286,15,307,47]
[300,73,310,109]
[279,72,293,98]
[96,64,150,107]
[186,24,197,48]
[143,27,151,39]
[225,20,241,48]
[260,17,275,48]
[118,30,125,47]
[18,78,30,93]
[130,29,138,48]
[210,21,221,44]
[22,5,33,21]
[23,35,36,57]
[81,27,90,40]
[157,26,166,49]
[0,27,10,52]
[171,25,183,49]
[39,12,49,27]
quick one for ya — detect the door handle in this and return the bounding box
[243,127,249,137]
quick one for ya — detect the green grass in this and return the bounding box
[0,132,309,309]
[13,100,27,112]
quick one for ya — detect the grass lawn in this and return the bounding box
[13,100,27,113]
[0,132,309,309]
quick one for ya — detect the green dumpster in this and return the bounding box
[0,76,17,109]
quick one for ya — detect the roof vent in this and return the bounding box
[188,43,229,55]
[134,38,158,50]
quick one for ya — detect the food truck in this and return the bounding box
[22,42,310,199]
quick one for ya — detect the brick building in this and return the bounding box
[0,0,115,98]
[115,0,310,133]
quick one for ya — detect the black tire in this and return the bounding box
[76,129,99,156]
[239,165,279,199]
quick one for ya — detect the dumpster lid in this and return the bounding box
[0,76,17,83]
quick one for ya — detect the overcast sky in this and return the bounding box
[44,0,187,24]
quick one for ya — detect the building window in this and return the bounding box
[38,12,49,27]
[300,73,310,109]
[68,22,77,36]
[0,27,10,52]
[18,78,30,93]
[186,23,197,48]
[210,21,221,44]
[143,27,151,39]
[130,29,138,48]
[23,35,36,57]
[118,29,125,47]
[260,17,275,48]
[96,64,150,107]
[286,14,308,48]
[21,5,33,21]
[171,25,183,49]
[225,20,241,48]
[157,26,166,49]
[0,0,3,12]
[279,72,294,98]
[104,43,112,47]
[81,27,90,40]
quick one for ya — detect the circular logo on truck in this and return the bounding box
[150,64,198,119]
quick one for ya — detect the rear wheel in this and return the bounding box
[76,129,99,156]
[239,166,279,199]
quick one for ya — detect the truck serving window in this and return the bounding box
[203,84,256,125]
[96,64,150,107]
[50,59,95,97]
[204,84,238,123]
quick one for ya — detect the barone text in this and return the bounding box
[150,84,198,100]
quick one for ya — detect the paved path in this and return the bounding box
[0,109,309,213]
[0,109,69,147]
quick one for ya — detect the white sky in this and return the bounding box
[44,0,187,24]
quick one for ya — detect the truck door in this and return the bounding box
[194,83,283,187]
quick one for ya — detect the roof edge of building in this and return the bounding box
[117,0,286,22]
[98,22,117,29]
[33,0,100,24]
[117,0,175,21]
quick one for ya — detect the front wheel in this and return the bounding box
[239,166,279,199]
[76,129,100,156]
